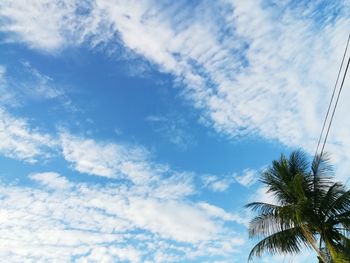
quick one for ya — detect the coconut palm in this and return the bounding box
[246,151,350,262]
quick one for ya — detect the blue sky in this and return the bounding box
[0,0,350,262]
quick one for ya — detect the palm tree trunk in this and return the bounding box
[318,238,325,263]
[300,225,325,262]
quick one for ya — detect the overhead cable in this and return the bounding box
[314,33,350,159]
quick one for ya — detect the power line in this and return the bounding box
[320,48,350,157]
[314,33,350,159]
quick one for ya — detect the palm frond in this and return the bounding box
[326,189,350,217]
[245,202,282,214]
[248,212,295,238]
[248,226,310,261]
[319,183,344,216]
[246,150,350,262]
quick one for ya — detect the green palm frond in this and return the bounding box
[245,202,284,215]
[326,189,350,217]
[248,226,310,261]
[246,150,350,262]
[248,212,296,238]
[319,183,344,215]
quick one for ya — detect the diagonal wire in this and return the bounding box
[319,40,350,158]
[314,33,350,159]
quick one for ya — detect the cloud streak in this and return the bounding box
[2,0,350,168]
[0,173,245,262]
[0,108,56,163]
[0,106,248,261]
[146,114,195,150]
[1,1,350,261]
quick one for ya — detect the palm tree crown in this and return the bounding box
[246,150,350,262]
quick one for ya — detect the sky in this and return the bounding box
[0,0,350,262]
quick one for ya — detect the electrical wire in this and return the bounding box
[314,33,350,159]
[320,51,350,157]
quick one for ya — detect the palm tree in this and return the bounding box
[246,151,350,262]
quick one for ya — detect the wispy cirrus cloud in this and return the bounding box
[0,60,76,113]
[146,114,195,150]
[0,0,79,51]
[0,106,193,193]
[0,172,246,262]
[202,168,259,192]
[29,172,72,190]
[17,61,64,100]
[0,65,17,106]
[59,131,196,200]
[60,132,161,183]
[202,174,234,192]
[234,169,258,188]
[0,108,56,163]
[0,63,72,162]
[2,0,350,172]
[1,1,350,261]
[0,106,248,261]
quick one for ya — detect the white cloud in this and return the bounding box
[149,171,194,199]
[202,174,234,192]
[234,169,258,187]
[0,65,17,106]
[18,61,64,100]
[29,172,71,190]
[96,2,350,181]
[60,132,126,178]
[202,168,259,192]
[0,0,79,51]
[0,108,56,163]
[0,60,76,113]
[0,109,194,196]
[2,0,349,180]
[124,197,219,243]
[96,0,350,182]
[59,131,197,199]
[0,2,345,261]
[198,202,249,227]
[0,173,246,262]
[60,132,162,184]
